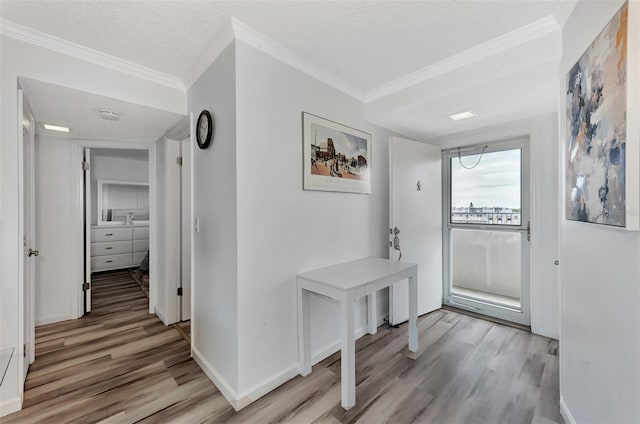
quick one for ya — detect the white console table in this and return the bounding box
[297,257,418,409]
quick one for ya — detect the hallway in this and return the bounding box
[5,271,561,423]
[4,271,230,423]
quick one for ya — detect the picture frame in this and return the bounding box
[302,112,371,194]
[564,1,640,230]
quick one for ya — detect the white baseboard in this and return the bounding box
[234,365,300,411]
[35,313,72,326]
[191,313,391,412]
[312,327,367,365]
[0,396,21,417]
[311,313,388,365]
[191,346,241,410]
[560,396,577,424]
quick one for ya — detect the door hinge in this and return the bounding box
[23,343,26,358]
[82,161,90,171]
[526,221,531,242]
[177,287,183,296]
[83,282,91,291]
[177,156,183,166]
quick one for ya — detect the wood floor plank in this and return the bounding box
[5,270,562,424]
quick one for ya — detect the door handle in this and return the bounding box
[28,249,39,257]
[392,227,402,261]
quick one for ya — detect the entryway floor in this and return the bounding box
[4,271,561,423]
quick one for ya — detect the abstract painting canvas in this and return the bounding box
[566,3,628,227]
[302,112,371,194]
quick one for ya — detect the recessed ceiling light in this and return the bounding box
[99,109,120,121]
[449,111,476,121]
[43,123,70,132]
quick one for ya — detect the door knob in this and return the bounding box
[28,249,39,257]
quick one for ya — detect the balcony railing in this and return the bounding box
[451,212,521,226]
[450,228,521,309]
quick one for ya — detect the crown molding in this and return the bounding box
[364,15,561,102]
[1,13,563,105]
[0,18,185,91]
[230,17,365,101]
[183,20,236,90]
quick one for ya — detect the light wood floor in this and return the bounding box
[4,271,562,423]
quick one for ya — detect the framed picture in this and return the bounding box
[302,112,371,194]
[565,1,639,229]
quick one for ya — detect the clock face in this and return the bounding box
[196,110,213,149]
[198,115,208,139]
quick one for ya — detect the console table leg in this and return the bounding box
[367,293,377,335]
[341,298,356,409]
[408,274,418,352]
[298,287,312,375]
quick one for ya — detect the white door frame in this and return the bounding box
[442,136,531,325]
[17,88,36,397]
[70,140,158,317]
[164,135,193,324]
[165,137,181,324]
[83,148,92,312]
[180,136,192,322]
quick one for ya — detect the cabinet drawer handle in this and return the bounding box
[105,233,113,236]
[106,260,113,263]
[105,247,113,250]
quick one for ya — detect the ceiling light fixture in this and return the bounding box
[43,123,70,132]
[449,110,476,121]
[99,109,120,121]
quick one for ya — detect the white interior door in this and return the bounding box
[20,89,36,380]
[389,136,442,325]
[166,139,181,323]
[84,148,92,313]
[180,138,192,321]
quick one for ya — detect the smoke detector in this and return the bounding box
[99,109,120,121]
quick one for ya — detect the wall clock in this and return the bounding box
[196,110,214,149]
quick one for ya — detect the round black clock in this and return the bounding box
[196,110,214,149]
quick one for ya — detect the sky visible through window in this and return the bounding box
[451,148,521,209]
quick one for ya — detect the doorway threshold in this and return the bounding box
[441,305,531,332]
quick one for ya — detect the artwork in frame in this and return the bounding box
[565,2,639,228]
[302,112,371,194]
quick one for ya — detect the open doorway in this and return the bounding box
[16,76,187,372]
[83,147,152,314]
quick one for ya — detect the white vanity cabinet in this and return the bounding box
[90,224,149,272]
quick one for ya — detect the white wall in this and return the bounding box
[33,136,75,325]
[90,153,149,225]
[0,34,185,415]
[560,1,640,422]
[187,42,240,396]
[234,41,394,398]
[429,113,560,339]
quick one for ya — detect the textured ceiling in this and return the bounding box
[19,77,185,142]
[2,0,563,90]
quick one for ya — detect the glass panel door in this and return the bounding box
[443,139,530,325]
